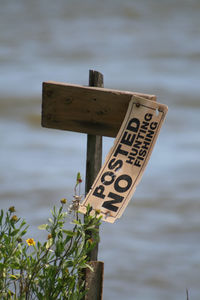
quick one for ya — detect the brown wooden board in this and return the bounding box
[79,96,168,223]
[42,81,156,137]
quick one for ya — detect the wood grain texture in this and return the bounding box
[84,261,104,300]
[42,81,156,137]
[85,70,103,262]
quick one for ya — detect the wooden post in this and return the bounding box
[85,70,103,260]
[85,70,103,198]
[84,70,104,300]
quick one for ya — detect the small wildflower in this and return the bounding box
[17,237,22,243]
[60,198,67,204]
[8,206,16,213]
[47,234,52,240]
[11,215,18,222]
[26,238,36,246]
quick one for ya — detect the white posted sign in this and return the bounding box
[79,96,168,223]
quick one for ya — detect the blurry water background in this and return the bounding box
[0,0,200,299]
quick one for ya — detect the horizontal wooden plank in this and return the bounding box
[42,81,156,137]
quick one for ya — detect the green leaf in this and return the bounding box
[7,289,14,296]
[63,230,77,237]
[72,219,81,226]
[37,241,42,249]
[10,228,20,236]
[0,209,3,225]
[48,218,53,224]
[55,241,64,256]
[20,229,27,236]
[38,224,48,230]
[19,219,27,229]
[81,263,94,271]
[9,273,20,280]
[65,260,74,268]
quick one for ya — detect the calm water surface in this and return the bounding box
[0,1,200,299]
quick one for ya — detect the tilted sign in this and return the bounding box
[42,81,168,223]
[79,96,168,223]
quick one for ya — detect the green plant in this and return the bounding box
[0,178,101,299]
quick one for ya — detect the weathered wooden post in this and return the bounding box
[86,70,103,200]
[84,70,104,300]
[85,70,103,260]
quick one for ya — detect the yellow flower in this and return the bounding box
[26,238,36,246]
[9,206,16,213]
[11,215,18,222]
[60,198,67,204]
